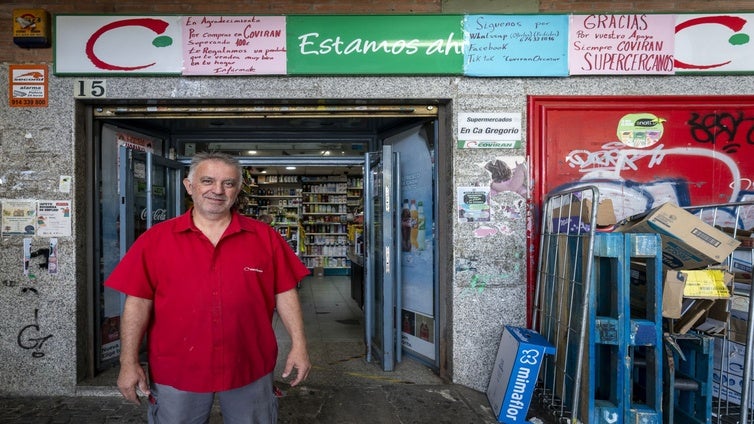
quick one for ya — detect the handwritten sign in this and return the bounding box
[182,16,286,75]
[464,15,568,76]
[286,15,464,75]
[675,14,754,73]
[569,14,675,75]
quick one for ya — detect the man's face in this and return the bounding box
[183,159,241,218]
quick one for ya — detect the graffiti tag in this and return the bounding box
[17,309,53,358]
[688,111,754,153]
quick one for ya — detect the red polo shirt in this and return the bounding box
[105,210,310,392]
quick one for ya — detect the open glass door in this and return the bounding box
[365,123,439,372]
[390,125,437,366]
[364,145,401,371]
[96,124,184,371]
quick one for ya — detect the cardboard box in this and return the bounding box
[728,314,749,344]
[551,198,616,233]
[713,338,754,409]
[487,326,555,424]
[617,202,740,270]
[664,269,732,334]
[731,250,753,278]
[677,297,729,335]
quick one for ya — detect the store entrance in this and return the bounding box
[84,101,449,385]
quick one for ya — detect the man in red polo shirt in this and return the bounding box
[106,151,310,423]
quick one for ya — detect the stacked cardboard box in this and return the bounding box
[617,202,741,335]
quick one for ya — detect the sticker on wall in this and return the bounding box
[23,237,32,275]
[59,176,72,193]
[616,113,666,147]
[1,199,37,236]
[457,186,491,223]
[37,200,72,237]
[48,238,58,274]
[484,158,528,197]
[8,64,48,108]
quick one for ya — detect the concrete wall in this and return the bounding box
[1,66,752,394]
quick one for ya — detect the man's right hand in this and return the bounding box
[117,362,150,404]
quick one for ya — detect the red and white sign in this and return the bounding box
[54,15,287,76]
[54,15,184,75]
[9,64,48,107]
[675,14,754,72]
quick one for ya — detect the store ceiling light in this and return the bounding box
[286,166,296,170]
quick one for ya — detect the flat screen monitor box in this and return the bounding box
[486,326,555,424]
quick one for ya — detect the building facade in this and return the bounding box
[1,0,754,396]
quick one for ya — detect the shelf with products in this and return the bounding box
[301,179,350,272]
[250,174,303,218]
[346,176,363,213]
[243,172,305,254]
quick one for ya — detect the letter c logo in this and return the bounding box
[675,16,749,70]
[86,18,173,71]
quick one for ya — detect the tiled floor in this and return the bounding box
[274,275,443,387]
[82,275,441,389]
[274,275,364,343]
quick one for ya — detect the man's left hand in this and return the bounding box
[282,346,311,386]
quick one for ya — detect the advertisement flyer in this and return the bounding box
[1,199,37,236]
[457,187,491,222]
[36,200,72,237]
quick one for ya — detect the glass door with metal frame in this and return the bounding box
[364,145,401,371]
[95,124,184,371]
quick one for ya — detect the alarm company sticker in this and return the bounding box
[9,64,48,107]
[13,85,45,98]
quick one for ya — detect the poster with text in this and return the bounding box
[457,187,491,223]
[569,14,675,75]
[182,15,286,75]
[1,200,37,236]
[36,200,72,237]
[464,14,568,76]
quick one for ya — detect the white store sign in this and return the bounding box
[457,112,522,141]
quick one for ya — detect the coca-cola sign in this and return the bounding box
[139,208,168,222]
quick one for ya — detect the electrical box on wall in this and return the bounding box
[13,9,51,48]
